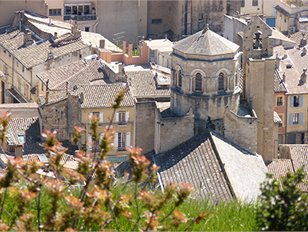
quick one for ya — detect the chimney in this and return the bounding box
[164,34,168,40]
[99,39,105,49]
[282,72,286,82]
[45,79,49,104]
[300,32,307,47]
[299,68,307,85]
[128,43,133,57]
[23,29,33,45]
[15,145,23,158]
[66,81,69,95]
[54,32,58,39]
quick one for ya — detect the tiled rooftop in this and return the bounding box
[80,83,135,108]
[37,59,106,90]
[0,29,89,69]
[173,28,239,57]
[268,145,308,192]
[7,117,43,154]
[127,70,170,99]
[154,135,233,202]
[274,35,308,94]
[267,159,294,179]
[22,153,79,170]
[274,71,287,92]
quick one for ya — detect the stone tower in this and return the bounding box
[242,17,276,162]
[170,26,241,134]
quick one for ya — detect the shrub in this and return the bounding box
[0,91,206,231]
[256,168,308,231]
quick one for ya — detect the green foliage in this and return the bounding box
[0,92,207,231]
[256,168,308,231]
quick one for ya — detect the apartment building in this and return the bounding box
[148,0,228,40]
[46,0,98,33]
[0,23,90,103]
[80,84,135,161]
[275,0,308,34]
[274,33,308,144]
[46,0,147,44]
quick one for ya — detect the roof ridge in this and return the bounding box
[52,61,89,89]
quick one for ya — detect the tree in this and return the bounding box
[256,168,308,231]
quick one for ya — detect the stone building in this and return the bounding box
[147,0,229,40]
[171,25,241,134]
[0,12,91,104]
[166,17,279,162]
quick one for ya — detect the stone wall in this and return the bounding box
[135,101,156,154]
[224,108,258,154]
[155,109,194,153]
[40,94,81,142]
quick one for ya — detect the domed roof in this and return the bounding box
[173,27,239,57]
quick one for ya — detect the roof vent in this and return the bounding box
[286,64,292,69]
[23,29,33,45]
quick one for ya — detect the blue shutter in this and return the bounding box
[299,95,303,107]
[299,113,303,125]
[289,114,294,125]
[290,96,294,107]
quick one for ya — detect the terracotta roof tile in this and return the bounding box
[127,70,170,99]
[155,135,233,201]
[80,83,134,108]
[267,159,294,179]
[0,29,89,69]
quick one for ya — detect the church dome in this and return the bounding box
[173,27,239,60]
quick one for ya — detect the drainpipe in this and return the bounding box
[285,94,288,144]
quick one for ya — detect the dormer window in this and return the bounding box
[218,72,225,91]
[195,73,202,92]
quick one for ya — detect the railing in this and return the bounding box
[64,14,97,21]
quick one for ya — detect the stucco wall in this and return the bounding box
[135,101,156,154]
[155,112,194,154]
[224,109,258,154]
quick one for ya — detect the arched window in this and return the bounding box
[195,73,202,91]
[218,72,225,91]
[178,70,182,87]
[172,70,177,86]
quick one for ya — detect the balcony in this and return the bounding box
[64,14,96,21]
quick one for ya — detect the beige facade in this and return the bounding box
[0,12,92,104]
[242,17,277,161]
[46,0,147,44]
[275,1,308,34]
[81,106,135,158]
[148,0,228,40]
[0,0,48,27]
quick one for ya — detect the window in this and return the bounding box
[117,132,126,151]
[252,0,258,6]
[85,26,90,32]
[218,72,225,91]
[152,19,162,24]
[116,111,128,125]
[195,73,202,91]
[22,66,24,72]
[49,9,62,16]
[3,65,8,75]
[276,96,283,106]
[293,113,299,125]
[291,95,302,107]
[118,111,126,124]
[178,70,182,87]
[65,6,72,15]
[84,5,90,15]
[241,0,245,7]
